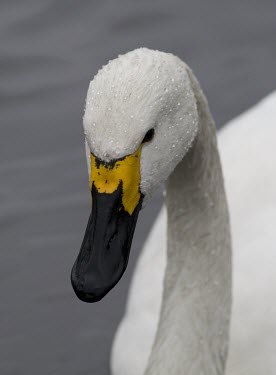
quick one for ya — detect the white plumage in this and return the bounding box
[111,92,276,375]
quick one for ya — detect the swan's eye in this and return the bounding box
[142,128,155,144]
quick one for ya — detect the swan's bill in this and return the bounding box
[71,147,143,303]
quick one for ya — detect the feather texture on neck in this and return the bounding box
[144,69,232,375]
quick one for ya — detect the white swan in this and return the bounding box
[70,48,276,375]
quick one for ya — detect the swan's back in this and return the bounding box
[111,92,276,375]
[220,92,276,375]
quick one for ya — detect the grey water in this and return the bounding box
[0,1,275,374]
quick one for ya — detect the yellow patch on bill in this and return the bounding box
[90,146,142,215]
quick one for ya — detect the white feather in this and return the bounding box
[111,92,276,375]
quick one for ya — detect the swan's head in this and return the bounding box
[71,48,198,302]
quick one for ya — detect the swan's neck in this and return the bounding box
[145,75,232,375]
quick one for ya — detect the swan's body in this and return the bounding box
[111,92,276,375]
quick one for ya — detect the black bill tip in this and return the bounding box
[71,248,127,303]
[70,269,115,303]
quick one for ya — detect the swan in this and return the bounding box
[70,48,276,375]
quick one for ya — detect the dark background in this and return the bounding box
[1,1,275,374]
